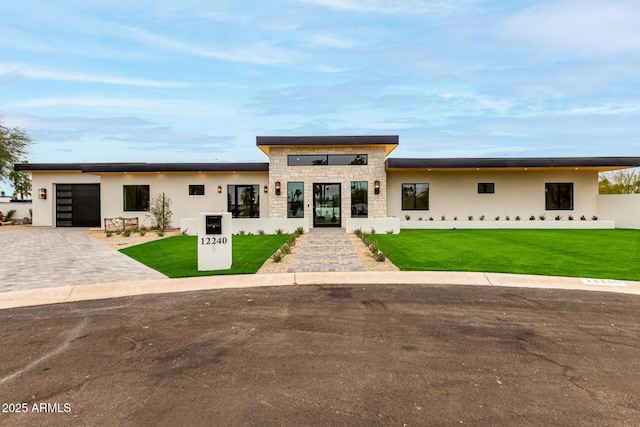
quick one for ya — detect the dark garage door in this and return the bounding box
[56,184,101,227]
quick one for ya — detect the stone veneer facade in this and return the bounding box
[267,145,388,228]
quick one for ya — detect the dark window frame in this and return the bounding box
[227,184,260,218]
[351,181,368,218]
[478,183,495,194]
[287,182,304,218]
[287,154,368,166]
[545,182,574,210]
[189,184,205,195]
[402,183,430,211]
[123,185,150,212]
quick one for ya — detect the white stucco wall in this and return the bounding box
[0,201,32,222]
[29,171,101,227]
[597,194,640,229]
[98,172,269,228]
[387,169,599,222]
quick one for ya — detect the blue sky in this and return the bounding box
[1,0,639,166]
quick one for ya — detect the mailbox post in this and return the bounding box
[198,212,232,271]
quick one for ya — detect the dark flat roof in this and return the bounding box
[15,163,269,173]
[386,157,640,171]
[257,135,399,155]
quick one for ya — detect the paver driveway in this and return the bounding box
[0,227,166,292]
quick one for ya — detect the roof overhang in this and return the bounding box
[14,163,269,173]
[385,157,640,173]
[257,135,399,156]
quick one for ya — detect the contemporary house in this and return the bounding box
[15,136,640,231]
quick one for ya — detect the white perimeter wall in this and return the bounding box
[387,169,599,221]
[99,172,269,228]
[0,200,32,221]
[597,194,640,229]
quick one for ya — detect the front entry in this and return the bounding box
[313,183,341,227]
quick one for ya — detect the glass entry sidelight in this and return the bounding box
[313,183,341,227]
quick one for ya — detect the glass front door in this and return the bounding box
[313,183,341,227]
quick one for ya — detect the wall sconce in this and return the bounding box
[374,180,380,195]
[275,181,281,196]
[38,188,47,199]
[217,186,222,194]
[263,185,268,193]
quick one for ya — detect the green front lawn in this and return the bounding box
[367,229,640,281]
[120,234,289,278]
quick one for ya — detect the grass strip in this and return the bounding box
[367,229,640,281]
[120,234,290,278]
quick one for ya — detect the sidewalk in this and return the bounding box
[2,271,639,310]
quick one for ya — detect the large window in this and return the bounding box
[287,182,304,218]
[545,183,574,210]
[351,181,368,218]
[288,154,368,166]
[228,185,260,218]
[123,185,150,211]
[402,183,429,210]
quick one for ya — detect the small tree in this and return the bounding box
[1,117,31,181]
[9,170,31,199]
[147,193,172,234]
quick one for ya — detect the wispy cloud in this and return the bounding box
[296,0,478,14]
[499,0,640,55]
[0,64,189,88]
[124,26,307,66]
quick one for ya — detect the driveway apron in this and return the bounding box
[0,228,167,292]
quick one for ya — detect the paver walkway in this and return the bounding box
[287,228,365,272]
[0,227,167,293]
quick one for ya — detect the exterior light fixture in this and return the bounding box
[217,186,222,193]
[263,185,268,193]
[275,181,281,196]
[38,188,47,199]
[374,180,380,195]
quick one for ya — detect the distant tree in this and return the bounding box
[0,117,32,182]
[9,170,31,199]
[599,168,640,194]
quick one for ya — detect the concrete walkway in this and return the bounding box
[0,227,166,293]
[287,228,365,272]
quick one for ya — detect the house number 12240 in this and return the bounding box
[201,237,228,245]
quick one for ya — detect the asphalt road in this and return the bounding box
[1,284,639,426]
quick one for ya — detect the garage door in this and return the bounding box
[56,184,101,227]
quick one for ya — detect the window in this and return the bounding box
[287,154,367,166]
[478,183,495,194]
[402,183,429,210]
[287,182,304,218]
[123,185,150,211]
[351,181,368,218]
[228,185,260,218]
[189,185,205,195]
[545,183,574,210]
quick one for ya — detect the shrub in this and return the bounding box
[592,215,598,220]
[495,216,500,221]
[369,243,379,254]
[530,215,535,221]
[405,214,411,220]
[386,230,393,234]
[147,193,173,233]
[441,215,446,221]
[429,216,434,221]
[7,209,16,219]
[505,215,510,221]
[122,229,131,237]
[515,216,521,221]
[568,215,574,221]
[295,226,304,235]
[538,214,546,220]
[106,231,113,237]
[555,215,562,221]
[468,215,473,221]
[238,229,246,235]
[280,243,292,255]
[275,228,284,235]
[257,229,265,235]
[139,228,147,236]
[581,215,587,221]
[454,216,458,221]
[353,228,363,238]
[418,217,423,221]
[372,251,386,262]
[480,215,485,221]
[271,252,283,263]
[370,227,376,235]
